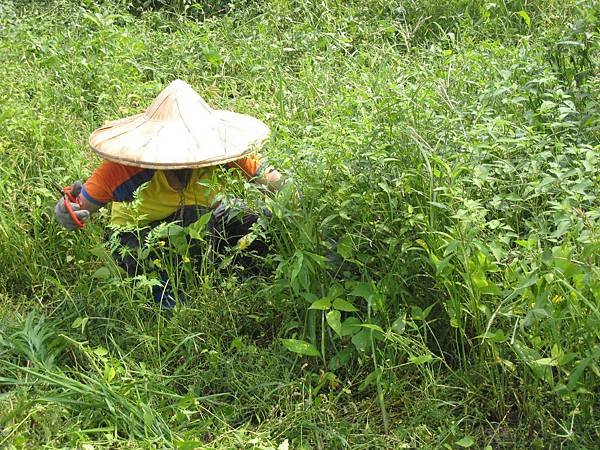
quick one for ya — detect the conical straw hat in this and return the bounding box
[88,79,270,169]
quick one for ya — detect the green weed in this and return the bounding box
[0,0,599,448]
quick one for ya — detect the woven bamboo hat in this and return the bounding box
[88,79,270,169]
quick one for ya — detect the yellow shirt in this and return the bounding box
[110,167,225,227]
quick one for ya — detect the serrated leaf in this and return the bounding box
[308,297,331,310]
[332,298,358,312]
[281,339,321,357]
[326,310,342,336]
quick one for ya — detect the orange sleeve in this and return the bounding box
[226,153,264,180]
[81,160,153,205]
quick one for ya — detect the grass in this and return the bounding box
[0,0,599,448]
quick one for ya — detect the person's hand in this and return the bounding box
[54,181,90,230]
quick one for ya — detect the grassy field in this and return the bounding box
[0,0,599,448]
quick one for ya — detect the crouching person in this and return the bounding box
[54,80,282,306]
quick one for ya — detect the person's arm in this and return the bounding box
[255,169,283,192]
[54,181,94,230]
[54,161,153,230]
[78,194,103,215]
[227,154,284,192]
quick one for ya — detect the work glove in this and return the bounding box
[54,181,90,230]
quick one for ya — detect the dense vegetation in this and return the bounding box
[0,0,598,448]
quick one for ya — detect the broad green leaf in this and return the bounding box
[176,442,204,450]
[340,317,361,337]
[391,314,406,334]
[359,367,382,391]
[332,298,358,312]
[351,329,371,352]
[308,297,331,310]
[517,10,531,27]
[143,407,153,428]
[477,329,507,343]
[300,292,318,303]
[535,358,558,367]
[349,282,374,299]
[328,347,354,370]
[567,347,600,391]
[187,212,212,240]
[358,323,384,333]
[104,363,116,383]
[470,271,489,288]
[512,341,552,383]
[281,339,321,357]
[411,305,425,320]
[290,251,304,285]
[336,235,353,260]
[71,316,89,333]
[371,293,385,311]
[92,267,110,280]
[155,223,184,238]
[326,310,342,336]
[202,46,221,66]
[90,245,108,258]
[328,283,345,299]
[94,346,108,357]
[455,436,475,448]
[409,354,433,365]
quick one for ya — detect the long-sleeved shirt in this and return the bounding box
[81,155,263,227]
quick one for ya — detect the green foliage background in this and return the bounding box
[0,0,599,448]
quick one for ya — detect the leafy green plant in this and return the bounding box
[0,0,599,447]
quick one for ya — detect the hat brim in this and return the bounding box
[89,110,270,169]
